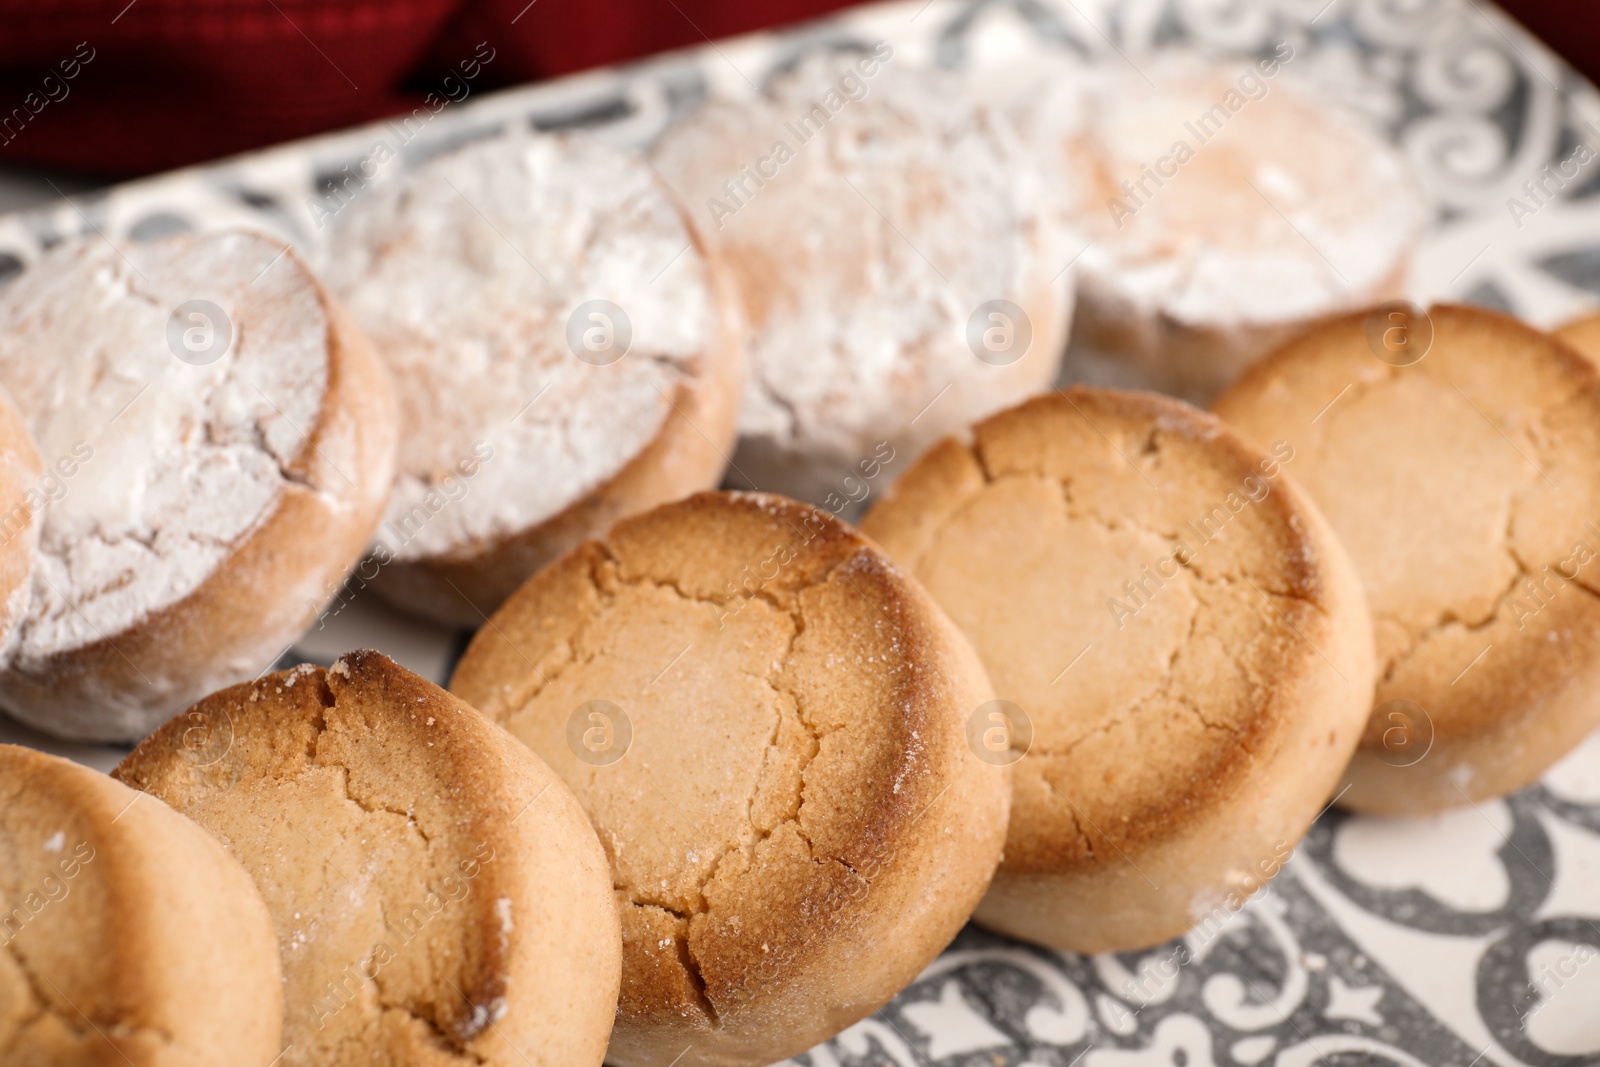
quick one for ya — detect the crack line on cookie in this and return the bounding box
[555,543,924,1027]
[1,934,178,1054]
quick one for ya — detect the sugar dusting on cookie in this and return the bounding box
[319,131,715,562]
[0,232,329,661]
[653,56,1069,498]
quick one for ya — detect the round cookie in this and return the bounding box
[113,650,621,1067]
[651,52,1071,504]
[1216,303,1600,814]
[1,744,282,1066]
[860,389,1374,952]
[318,128,743,626]
[1033,52,1424,402]
[0,230,398,742]
[449,491,1010,1067]
[0,385,41,651]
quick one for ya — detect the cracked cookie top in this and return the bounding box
[863,388,1360,874]
[0,231,332,662]
[450,491,1009,1065]
[1,743,282,1065]
[318,129,719,563]
[1217,304,1600,756]
[113,650,620,1067]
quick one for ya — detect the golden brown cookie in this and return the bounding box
[1216,303,1600,814]
[0,384,40,652]
[113,650,620,1067]
[449,491,1010,1067]
[0,744,282,1066]
[0,230,397,742]
[861,389,1374,952]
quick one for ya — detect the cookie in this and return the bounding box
[1033,52,1424,401]
[1,744,282,1065]
[319,129,743,626]
[0,230,398,742]
[0,386,40,651]
[1216,303,1600,814]
[861,389,1374,952]
[651,52,1071,503]
[113,650,620,1067]
[449,491,1010,1066]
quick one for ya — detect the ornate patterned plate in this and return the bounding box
[2,1,1598,1063]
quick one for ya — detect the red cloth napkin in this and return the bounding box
[0,0,1584,176]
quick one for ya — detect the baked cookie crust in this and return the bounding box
[863,389,1374,951]
[1218,304,1600,813]
[115,651,620,1067]
[451,491,1010,1067]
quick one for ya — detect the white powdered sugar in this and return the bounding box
[652,54,1067,499]
[317,130,715,562]
[0,231,330,660]
[0,551,31,643]
[1028,54,1426,331]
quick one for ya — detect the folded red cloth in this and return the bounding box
[0,0,1582,176]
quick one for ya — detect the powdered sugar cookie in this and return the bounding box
[0,387,40,652]
[450,492,1010,1066]
[319,129,743,626]
[1034,51,1424,401]
[114,650,621,1067]
[651,51,1071,503]
[0,231,397,742]
[1,744,282,1065]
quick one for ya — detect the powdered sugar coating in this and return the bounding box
[1035,56,1425,332]
[0,232,330,661]
[651,55,1068,500]
[0,569,29,645]
[318,131,715,562]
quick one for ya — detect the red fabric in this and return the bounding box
[0,0,467,173]
[1498,1,1600,90]
[440,0,865,81]
[0,0,1586,177]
